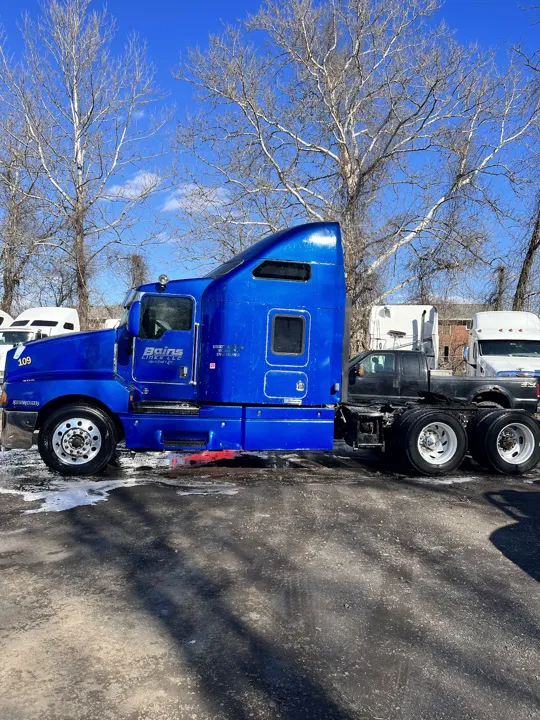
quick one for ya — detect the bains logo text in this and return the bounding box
[142,347,183,363]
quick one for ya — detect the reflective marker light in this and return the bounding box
[158,274,169,287]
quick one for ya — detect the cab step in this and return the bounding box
[132,401,200,415]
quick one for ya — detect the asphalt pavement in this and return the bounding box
[0,447,539,720]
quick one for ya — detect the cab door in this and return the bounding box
[132,294,197,400]
[348,351,399,402]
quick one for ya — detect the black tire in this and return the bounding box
[38,403,117,475]
[384,407,436,457]
[466,409,504,468]
[472,410,540,474]
[397,410,467,476]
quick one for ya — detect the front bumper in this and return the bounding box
[1,410,38,450]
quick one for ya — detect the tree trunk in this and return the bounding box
[513,202,540,311]
[1,187,21,315]
[1,232,17,315]
[73,208,89,329]
[340,203,374,353]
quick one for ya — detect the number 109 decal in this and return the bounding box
[18,356,31,366]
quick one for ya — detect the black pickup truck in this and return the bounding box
[348,350,540,413]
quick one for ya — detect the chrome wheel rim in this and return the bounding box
[52,417,102,465]
[496,423,535,465]
[417,421,458,465]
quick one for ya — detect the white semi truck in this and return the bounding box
[0,307,79,382]
[466,311,540,378]
[369,305,439,369]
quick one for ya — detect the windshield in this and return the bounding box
[0,331,35,345]
[349,351,369,367]
[479,339,540,357]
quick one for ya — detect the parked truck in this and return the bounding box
[369,304,439,368]
[348,349,539,410]
[466,311,540,378]
[1,223,540,477]
[0,307,79,384]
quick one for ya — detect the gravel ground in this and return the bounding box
[0,446,539,720]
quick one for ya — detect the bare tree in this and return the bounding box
[0,0,168,328]
[513,194,540,310]
[0,109,59,314]
[174,0,540,349]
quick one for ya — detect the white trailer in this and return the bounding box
[466,311,540,377]
[369,305,439,368]
[0,307,79,382]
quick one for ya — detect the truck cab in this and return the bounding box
[467,311,540,378]
[348,350,430,404]
[1,223,347,474]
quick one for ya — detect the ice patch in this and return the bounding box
[415,476,480,486]
[0,478,142,514]
[0,449,239,514]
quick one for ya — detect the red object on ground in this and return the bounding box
[170,449,237,466]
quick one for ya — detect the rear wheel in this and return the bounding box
[471,410,540,474]
[38,403,117,475]
[396,410,467,475]
[466,409,502,468]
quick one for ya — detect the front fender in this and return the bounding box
[4,377,131,415]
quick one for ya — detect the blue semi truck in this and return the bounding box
[1,222,539,476]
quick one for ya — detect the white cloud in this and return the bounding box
[106,171,161,201]
[163,183,229,214]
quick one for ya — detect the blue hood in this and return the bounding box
[5,329,117,383]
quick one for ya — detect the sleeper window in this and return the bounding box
[272,315,305,355]
[253,261,311,282]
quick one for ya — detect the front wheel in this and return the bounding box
[38,404,117,475]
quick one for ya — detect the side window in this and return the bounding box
[253,260,311,282]
[64,322,74,330]
[140,295,193,340]
[402,353,421,376]
[272,315,305,355]
[358,353,395,376]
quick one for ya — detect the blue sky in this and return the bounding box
[0,0,538,304]
[2,0,536,113]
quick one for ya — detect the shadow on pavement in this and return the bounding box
[68,490,356,720]
[486,488,540,582]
